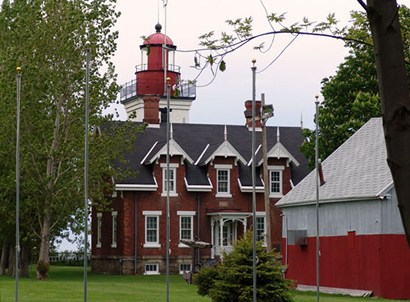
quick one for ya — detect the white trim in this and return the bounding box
[160,163,179,168]
[216,167,231,196]
[178,212,195,247]
[96,213,102,248]
[115,182,158,191]
[111,211,118,248]
[144,263,160,275]
[269,169,283,198]
[184,177,213,192]
[237,178,265,193]
[143,210,162,215]
[267,165,285,170]
[214,164,233,169]
[140,141,158,164]
[195,144,210,165]
[177,211,196,216]
[161,166,177,196]
[144,212,161,248]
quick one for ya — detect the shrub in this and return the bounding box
[194,231,293,302]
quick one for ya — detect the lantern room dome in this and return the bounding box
[143,23,174,46]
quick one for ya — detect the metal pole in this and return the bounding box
[15,66,22,302]
[84,46,90,302]
[314,96,320,302]
[166,78,171,302]
[251,59,257,302]
[261,93,271,251]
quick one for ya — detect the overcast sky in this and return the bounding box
[109,1,382,129]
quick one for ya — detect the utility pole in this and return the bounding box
[261,93,271,251]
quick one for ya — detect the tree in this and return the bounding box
[0,0,139,278]
[301,7,410,167]
[364,0,410,245]
[194,232,293,302]
[194,0,410,245]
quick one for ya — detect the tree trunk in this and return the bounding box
[366,0,410,246]
[37,215,51,279]
[20,244,29,278]
[8,245,15,277]
[0,241,8,275]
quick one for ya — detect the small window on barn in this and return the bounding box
[144,263,159,275]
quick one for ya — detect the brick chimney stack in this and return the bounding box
[143,96,160,124]
[244,100,262,128]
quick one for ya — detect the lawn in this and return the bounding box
[0,266,405,302]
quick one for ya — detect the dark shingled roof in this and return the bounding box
[113,122,310,187]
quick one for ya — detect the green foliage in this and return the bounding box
[194,232,293,302]
[301,6,410,167]
[0,0,141,270]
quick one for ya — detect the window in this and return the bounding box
[111,211,117,248]
[144,263,159,275]
[96,213,102,248]
[161,163,178,196]
[215,164,232,197]
[269,167,283,197]
[256,216,266,243]
[143,211,162,248]
[177,211,195,247]
[179,263,192,274]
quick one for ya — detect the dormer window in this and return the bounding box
[161,163,179,196]
[215,164,232,197]
[269,166,284,197]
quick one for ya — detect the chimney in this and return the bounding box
[143,96,160,124]
[244,100,262,128]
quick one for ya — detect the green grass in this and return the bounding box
[0,266,405,302]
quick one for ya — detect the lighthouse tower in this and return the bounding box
[120,24,196,124]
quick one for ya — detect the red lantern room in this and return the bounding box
[136,23,180,96]
[120,24,196,124]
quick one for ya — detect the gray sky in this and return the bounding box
[109,1,392,129]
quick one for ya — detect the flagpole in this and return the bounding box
[84,45,90,302]
[15,66,22,302]
[251,59,257,302]
[315,96,320,302]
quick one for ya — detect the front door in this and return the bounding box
[213,220,237,256]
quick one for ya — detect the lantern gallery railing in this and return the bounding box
[119,78,196,101]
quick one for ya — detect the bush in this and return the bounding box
[194,231,293,302]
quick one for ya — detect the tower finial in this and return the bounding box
[155,23,162,33]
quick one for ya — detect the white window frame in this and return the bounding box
[255,214,266,245]
[111,211,118,248]
[269,166,284,198]
[96,213,102,248]
[215,164,232,197]
[177,211,196,247]
[161,163,179,197]
[143,211,162,248]
[179,263,192,274]
[144,263,160,275]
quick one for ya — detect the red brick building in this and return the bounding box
[91,24,309,275]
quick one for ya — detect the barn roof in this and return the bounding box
[276,118,393,207]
